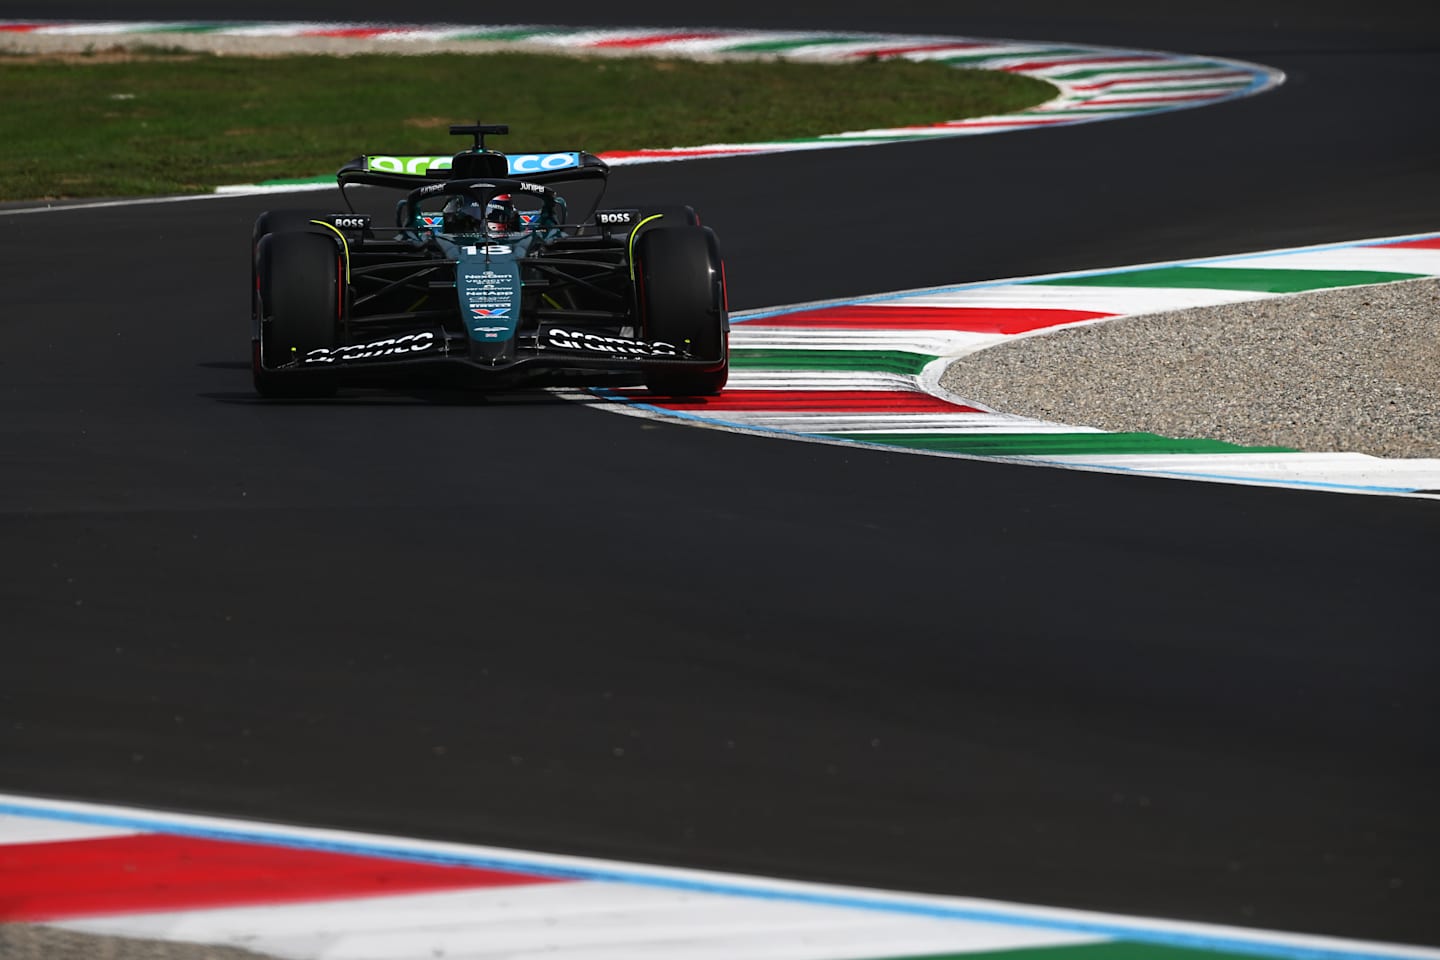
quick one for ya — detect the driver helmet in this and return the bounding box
[484,194,522,236]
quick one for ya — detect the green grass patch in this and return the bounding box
[0,51,1054,200]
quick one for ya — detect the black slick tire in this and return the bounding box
[636,204,700,228]
[252,209,331,247]
[634,225,728,397]
[253,231,343,398]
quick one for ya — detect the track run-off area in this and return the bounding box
[2,7,1438,960]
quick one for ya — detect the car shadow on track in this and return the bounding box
[197,362,632,407]
[199,391,582,406]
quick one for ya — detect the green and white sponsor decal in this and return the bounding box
[366,155,453,176]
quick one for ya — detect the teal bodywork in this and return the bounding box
[438,235,535,358]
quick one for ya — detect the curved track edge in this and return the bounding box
[597,232,1440,499]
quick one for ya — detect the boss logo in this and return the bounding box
[599,212,633,225]
[332,217,368,229]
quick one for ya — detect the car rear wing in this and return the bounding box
[337,150,610,191]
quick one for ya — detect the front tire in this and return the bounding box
[253,231,343,398]
[636,204,700,228]
[634,226,728,397]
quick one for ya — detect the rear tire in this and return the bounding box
[253,231,343,398]
[634,226,728,397]
[252,209,330,247]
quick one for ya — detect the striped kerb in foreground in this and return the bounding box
[3,795,1439,960]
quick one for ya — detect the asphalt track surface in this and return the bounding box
[3,0,1439,947]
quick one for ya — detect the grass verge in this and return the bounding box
[0,50,1054,199]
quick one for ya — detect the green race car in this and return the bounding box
[251,123,728,398]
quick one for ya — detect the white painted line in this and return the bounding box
[876,285,1284,313]
[1030,452,1440,487]
[56,882,1102,960]
[738,284,1131,322]
[0,812,139,845]
[0,188,330,218]
[1214,247,1440,276]
[728,416,1090,433]
[29,21,181,35]
[213,181,334,195]
[207,22,350,37]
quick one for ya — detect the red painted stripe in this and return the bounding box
[1001,54,1163,72]
[302,28,390,38]
[756,305,1115,334]
[590,32,717,47]
[1072,71,1250,90]
[0,834,557,922]
[845,42,984,58]
[0,23,43,31]
[621,389,979,414]
[1368,237,1440,250]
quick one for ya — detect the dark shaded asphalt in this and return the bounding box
[1,0,1438,946]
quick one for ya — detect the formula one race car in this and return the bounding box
[251,122,728,398]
